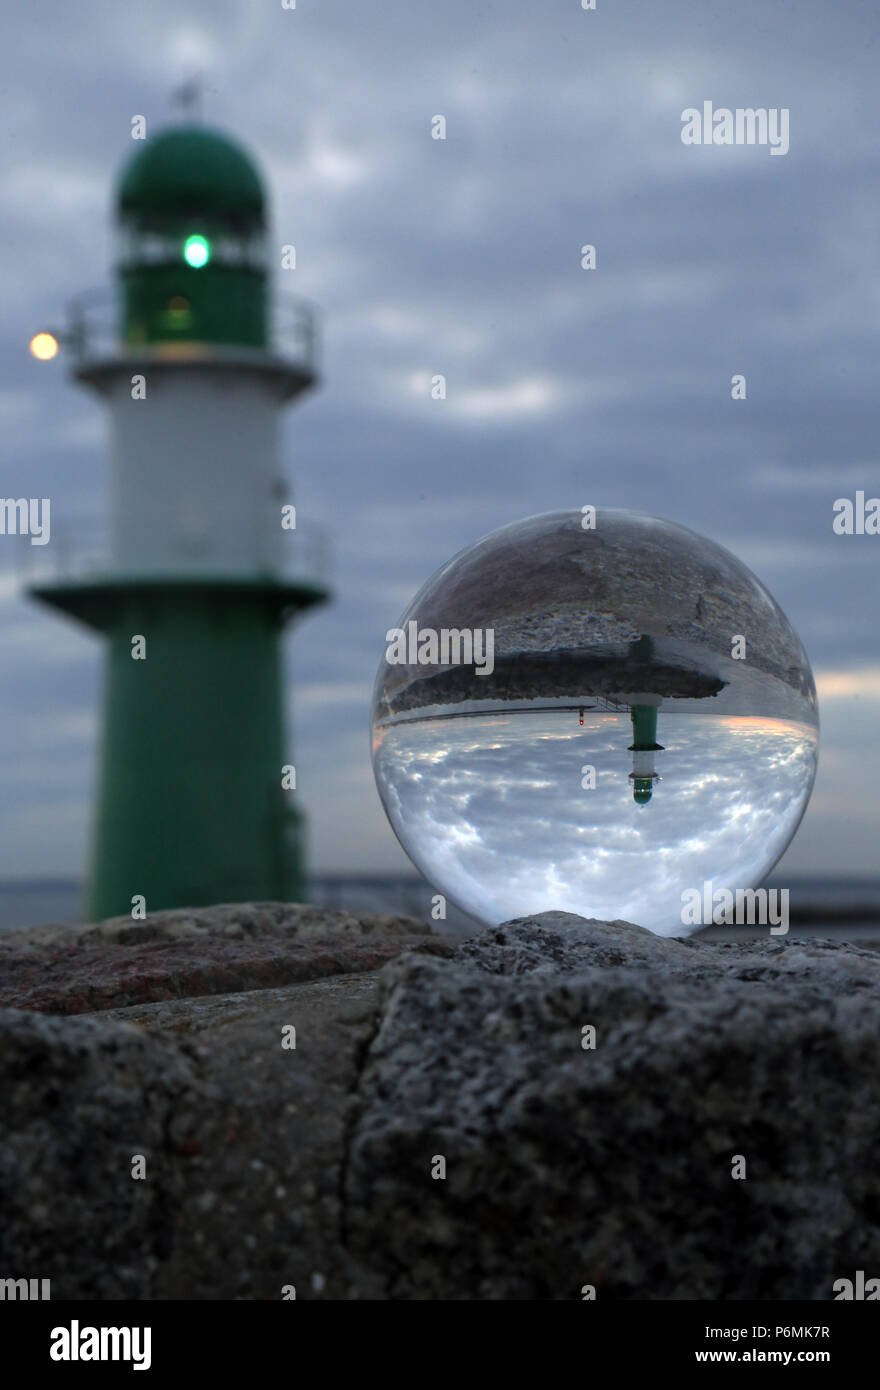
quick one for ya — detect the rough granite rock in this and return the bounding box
[111,973,389,1300]
[0,1008,201,1299]
[0,901,448,1015]
[344,914,880,1299]
[1,908,879,1299]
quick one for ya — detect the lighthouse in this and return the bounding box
[627,699,664,805]
[29,124,329,919]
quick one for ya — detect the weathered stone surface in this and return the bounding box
[0,902,452,1299]
[2,908,878,1300]
[0,970,396,1300]
[0,1007,201,1299]
[110,973,390,1301]
[0,901,447,1015]
[344,914,880,1299]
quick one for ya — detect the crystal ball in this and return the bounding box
[371,509,819,935]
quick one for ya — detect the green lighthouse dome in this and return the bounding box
[118,125,265,225]
[116,124,269,350]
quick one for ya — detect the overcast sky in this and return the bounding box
[0,0,878,883]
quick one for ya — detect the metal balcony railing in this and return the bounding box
[62,286,318,373]
[7,510,331,593]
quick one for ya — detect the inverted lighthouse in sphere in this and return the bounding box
[30,124,329,919]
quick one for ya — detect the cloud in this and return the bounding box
[816,667,880,700]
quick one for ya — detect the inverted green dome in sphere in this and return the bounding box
[117,125,265,224]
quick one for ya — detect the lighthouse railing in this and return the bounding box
[9,511,331,593]
[63,288,318,372]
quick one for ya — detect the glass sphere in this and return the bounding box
[371,509,819,936]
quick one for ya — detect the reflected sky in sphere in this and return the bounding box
[373,711,818,934]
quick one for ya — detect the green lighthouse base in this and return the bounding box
[29,574,327,921]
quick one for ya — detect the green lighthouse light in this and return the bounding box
[183,233,211,268]
[118,126,270,346]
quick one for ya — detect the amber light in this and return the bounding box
[29,332,59,360]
